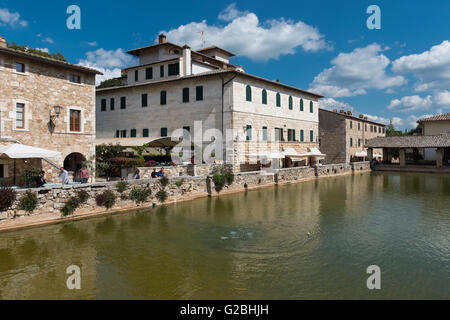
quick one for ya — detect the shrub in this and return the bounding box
[212,173,225,193]
[23,166,41,187]
[0,188,17,212]
[129,187,151,205]
[76,190,90,205]
[18,191,38,214]
[211,165,234,193]
[175,180,184,188]
[223,169,235,185]
[116,181,129,193]
[160,176,169,188]
[60,197,80,217]
[96,190,116,210]
[156,189,168,203]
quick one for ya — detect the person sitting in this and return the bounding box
[58,167,70,185]
[157,167,165,177]
[134,169,141,180]
[151,169,158,179]
[35,171,47,188]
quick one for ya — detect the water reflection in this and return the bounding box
[0,172,448,299]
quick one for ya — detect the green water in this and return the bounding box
[0,172,449,300]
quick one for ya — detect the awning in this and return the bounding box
[283,147,299,156]
[249,151,285,159]
[374,153,383,158]
[298,147,326,159]
[355,151,368,158]
[0,144,61,159]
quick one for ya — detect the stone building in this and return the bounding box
[418,113,450,162]
[96,34,323,171]
[0,36,101,186]
[319,109,386,164]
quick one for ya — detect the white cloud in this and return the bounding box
[37,34,54,44]
[78,48,137,84]
[35,48,49,53]
[0,8,28,28]
[87,41,98,47]
[392,40,450,92]
[318,98,354,111]
[434,90,450,107]
[365,114,391,125]
[310,44,406,98]
[161,4,330,61]
[391,117,403,126]
[387,95,433,113]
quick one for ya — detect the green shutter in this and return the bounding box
[246,85,252,102]
[293,130,296,141]
[131,129,137,138]
[310,130,314,142]
[146,67,153,80]
[120,97,126,109]
[160,65,164,77]
[142,94,148,107]
[280,128,284,141]
[350,138,353,147]
[135,70,139,81]
[300,99,304,111]
[161,128,168,137]
[101,99,106,111]
[300,130,304,142]
[196,86,203,101]
[110,98,115,110]
[276,93,281,107]
[183,88,189,103]
[143,129,149,137]
[116,130,120,138]
[246,125,252,141]
[289,96,293,110]
[310,101,314,113]
[350,121,353,129]
[160,91,167,105]
[262,89,267,104]
[262,126,268,141]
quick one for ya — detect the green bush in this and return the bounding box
[175,180,184,188]
[211,165,234,193]
[22,166,40,187]
[129,187,151,205]
[96,190,116,210]
[116,181,129,193]
[76,190,90,205]
[212,173,225,193]
[160,176,169,188]
[156,190,168,203]
[60,197,80,217]
[0,188,17,212]
[18,191,38,214]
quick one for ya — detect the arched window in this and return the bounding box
[262,89,267,105]
[300,99,304,111]
[289,96,293,110]
[246,85,252,102]
[310,101,314,113]
[276,93,281,107]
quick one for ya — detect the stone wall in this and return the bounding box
[0,162,371,231]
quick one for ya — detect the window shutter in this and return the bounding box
[246,85,252,102]
[183,88,189,103]
[300,99,304,111]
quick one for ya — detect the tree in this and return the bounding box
[97,78,123,89]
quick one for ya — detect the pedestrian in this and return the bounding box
[157,167,165,177]
[80,166,90,184]
[35,171,47,188]
[58,167,70,185]
[151,169,158,179]
[134,169,140,180]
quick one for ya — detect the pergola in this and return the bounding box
[366,134,450,168]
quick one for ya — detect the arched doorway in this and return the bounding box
[64,153,86,173]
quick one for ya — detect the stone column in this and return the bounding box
[436,148,443,169]
[367,148,373,161]
[399,149,406,167]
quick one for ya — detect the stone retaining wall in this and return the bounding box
[0,162,371,231]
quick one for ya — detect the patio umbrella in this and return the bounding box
[0,144,61,186]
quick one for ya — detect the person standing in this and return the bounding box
[134,169,141,180]
[80,166,90,184]
[35,171,47,188]
[58,167,70,185]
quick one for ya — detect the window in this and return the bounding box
[16,62,25,73]
[160,91,167,105]
[16,103,25,129]
[121,130,127,138]
[382,128,385,134]
[358,122,361,131]
[262,89,267,105]
[246,125,252,141]
[350,138,353,147]
[183,88,189,103]
[365,124,368,132]
[196,86,203,101]
[310,130,314,142]
[300,130,304,142]
[379,127,381,134]
[131,129,137,138]
[300,99,304,111]
[69,74,81,83]
[0,164,4,179]
[262,126,268,141]
[143,129,149,138]
[274,128,282,141]
[110,98,115,111]
[246,85,252,102]
[310,101,314,113]
[135,70,139,82]
[101,99,107,112]
[116,130,120,138]
[146,67,153,80]
[288,129,295,141]
[350,121,353,129]
[276,93,281,107]
[168,62,180,76]
[70,110,81,132]
[120,97,126,109]
[289,96,293,110]
[161,128,168,137]
[358,139,361,147]
[280,128,285,141]
[160,65,164,77]
[142,94,148,107]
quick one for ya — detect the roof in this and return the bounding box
[0,46,102,75]
[126,41,183,56]
[418,113,450,123]
[319,108,386,127]
[96,69,324,98]
[197,46,235,57]
[367,134,450,148]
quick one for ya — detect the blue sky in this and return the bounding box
[1,0,449,129]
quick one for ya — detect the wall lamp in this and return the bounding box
[50,105,63,122]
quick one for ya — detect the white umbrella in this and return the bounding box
[0,144,61,159]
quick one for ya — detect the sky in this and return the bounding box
[0,0,449,130]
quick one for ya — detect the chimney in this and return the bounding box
[333,109,337,113]
[0,36,6,48]
[340,109,345,114]
[158,34,167,44]
[359,114,364,119]
[182,45,192,76]
[347,111,352,116]
[364,116,368,120]
[276,78,280,83]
